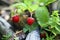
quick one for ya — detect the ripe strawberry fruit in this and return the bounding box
[40,33,46,38]
[12,15,20,23]
[27,17,35,25]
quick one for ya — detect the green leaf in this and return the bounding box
[48,11,59,28]
[46,33,55,40]
[48,18,57,28]
[35,6,49,27]
[10,3,27,11]
[42,38,45,40]
[46,33,50,40]
[47,11,60,36]
[55,25,60,33]
[17,9,22,14]
[23,24,29,33]
[46,0,56,5]
[29,22,38,32]
[10,11,15,17]
[31,0,56,6]
[23,22,38,33]
[24,0,39,12]
[28,4,39,12]
[24,0,33,6]
[39,0,56,6]
[14,37,19,40]
[39,0,48,4]
[51,28,60,36]
[2,34,11,40]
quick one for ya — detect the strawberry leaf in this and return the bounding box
[35,6,49,27]
[23,22,38,33]
[10,3,27,11]
[24,0,39,12]
[39,0,56,6]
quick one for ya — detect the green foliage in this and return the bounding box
[24,0,56,6]
[10,0,58,40]
[39,0,56,5]
[46,0,56,5]
[10,0,57,35]
[23,22,38,32]
[10,0,56,13]
[2,34,11,40]
[46,33,55,40]
[49,11,60,35]
[24,0,33,6]
[11,3,27,11]
[51,26,60,36]
[44,11,60,36]
[35,6,49,27]
[14,37,19,40]
[24,0,39,12]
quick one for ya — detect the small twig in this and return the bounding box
[30,12,33,17]
[15,30,23,35]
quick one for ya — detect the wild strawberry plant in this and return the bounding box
[10,0,60,40]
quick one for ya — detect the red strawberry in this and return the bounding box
[12,15,20,23]
[40,33,46,38]
[27,17,35,25]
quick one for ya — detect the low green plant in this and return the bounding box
[10,0,60,40]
